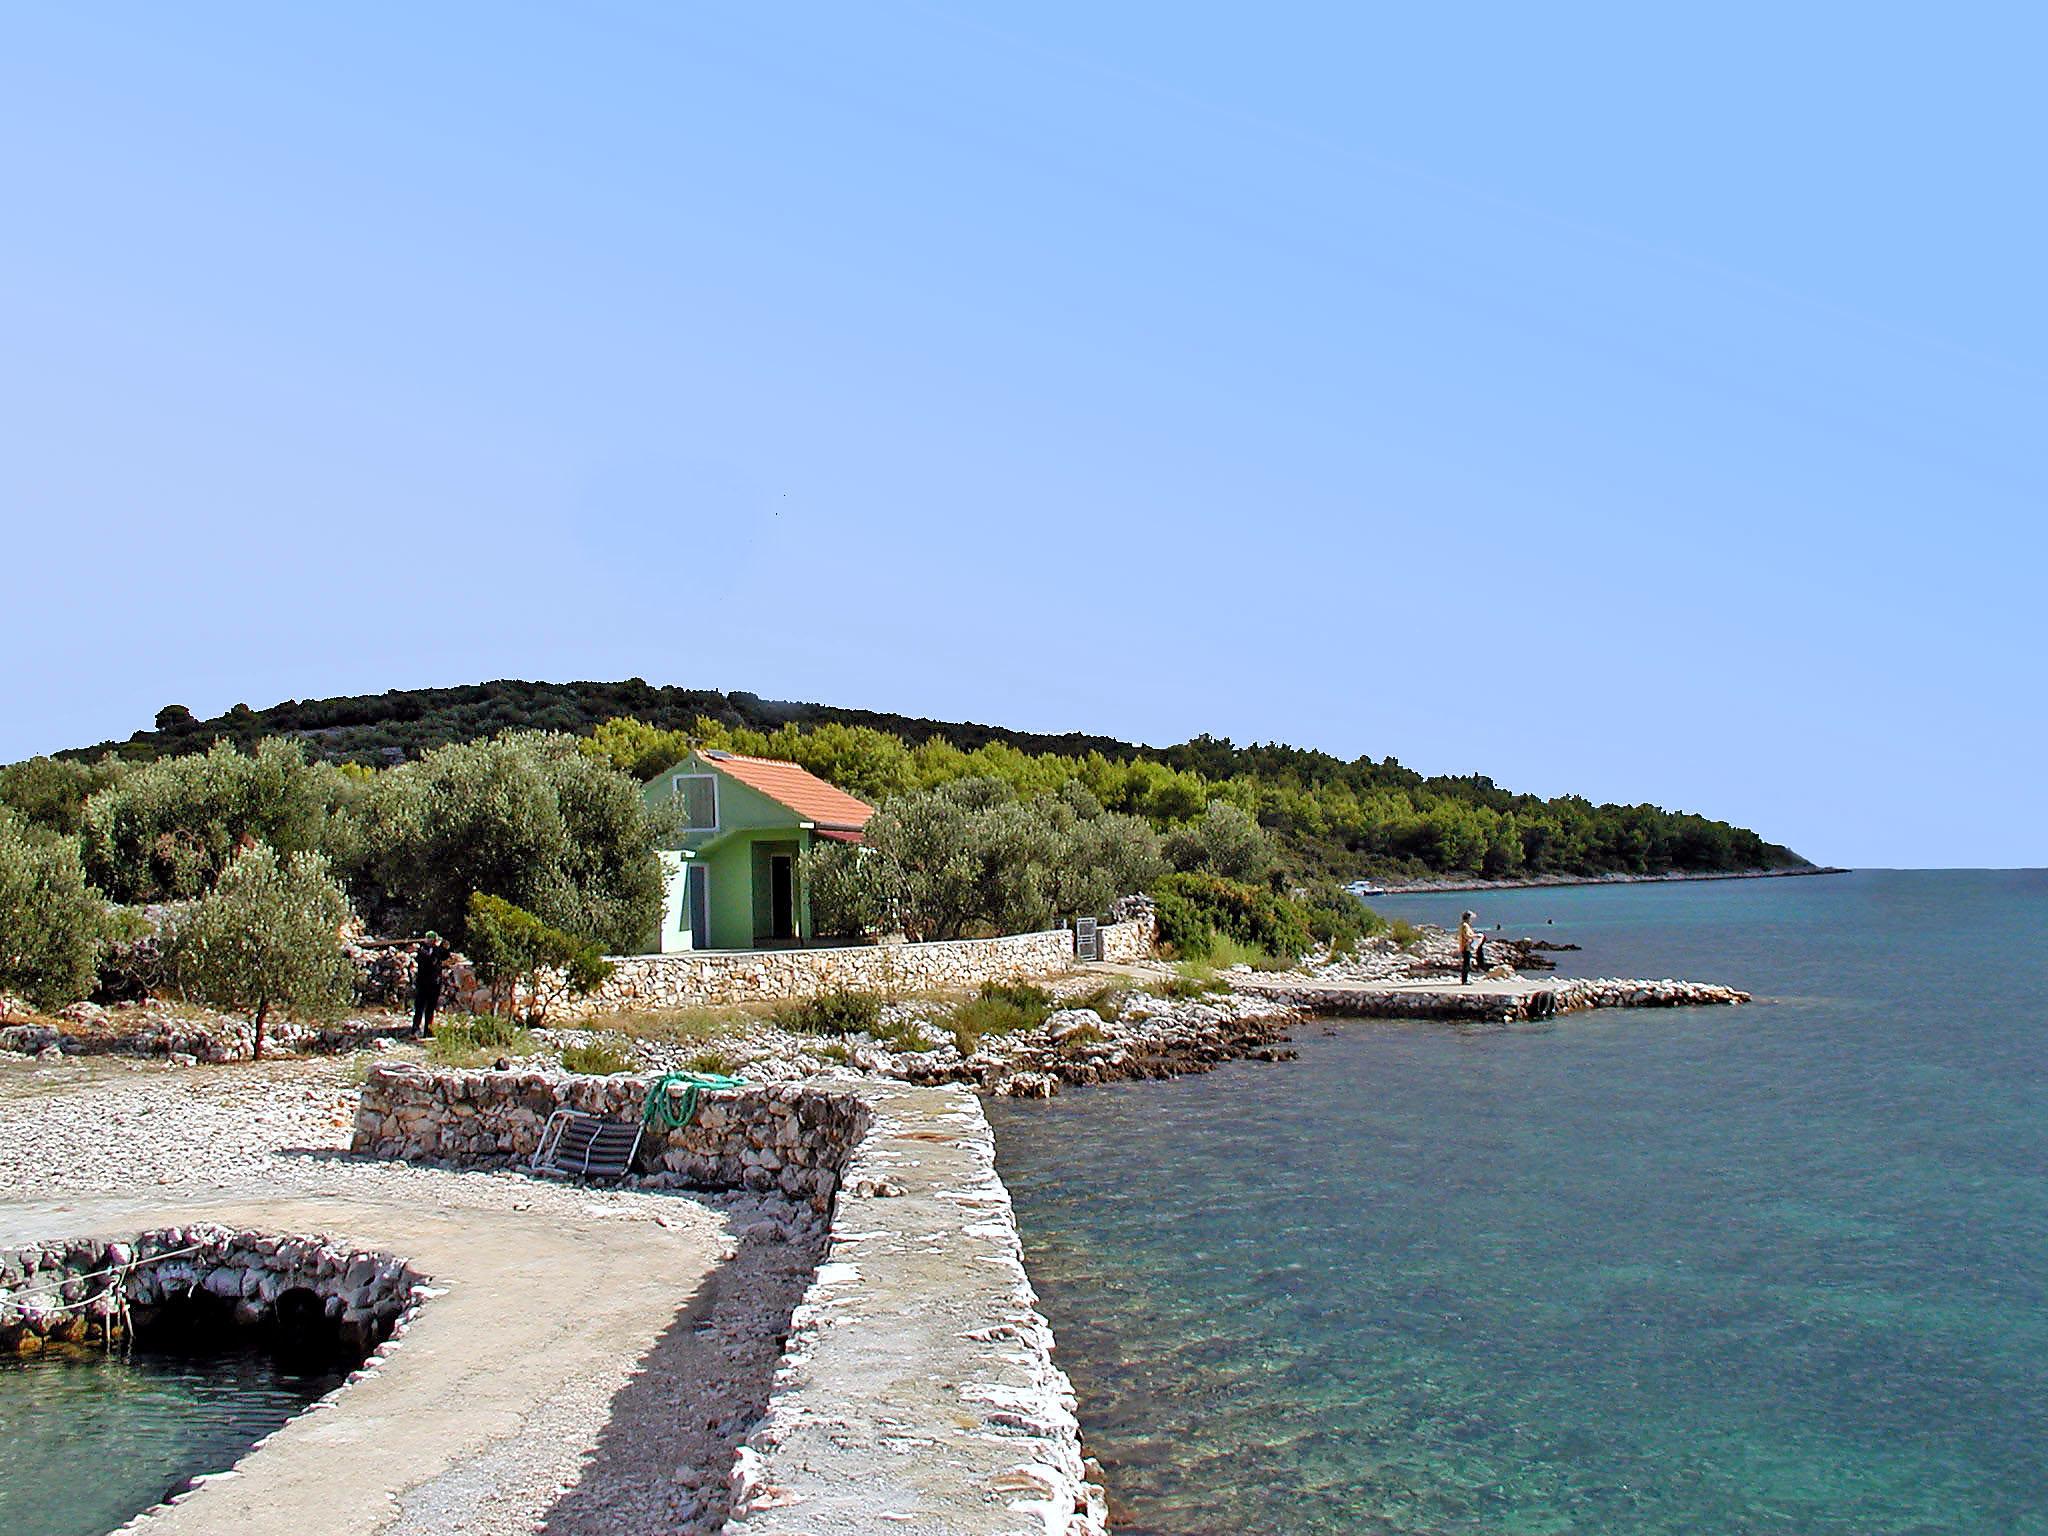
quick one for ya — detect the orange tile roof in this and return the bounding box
[701,752,874,830]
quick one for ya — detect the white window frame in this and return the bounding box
[671,773,719,832]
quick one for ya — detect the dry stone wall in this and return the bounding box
[0,1222,426,1354]
[557,916,1155,1017]
[351,1064,870,1211]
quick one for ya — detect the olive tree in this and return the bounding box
[169,844,354,1058]
[0,809,109,1009]
[355,732,661,952]
[78,738,361,902]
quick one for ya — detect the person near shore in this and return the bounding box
[1458,911,1484,984]
[412,931,451,1037]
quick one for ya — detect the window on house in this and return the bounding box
[672,774,718,831]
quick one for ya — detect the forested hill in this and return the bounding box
[38,678,1808,882]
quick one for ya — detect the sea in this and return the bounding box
[990,869,2048,1535]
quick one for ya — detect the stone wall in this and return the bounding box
[726,1082,1107,1536]
[555,916,1155,1018]
[0,1222,426,1355]
[351,1064,870,1211]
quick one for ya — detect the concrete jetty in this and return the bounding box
[1234,973,1750,1023]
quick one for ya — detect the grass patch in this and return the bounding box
[681,1047,743,1075]
[1161,960,1228,999]
[595,1005,750,1046]
[1387,918,1423,949]
[1204,933,1289,971]
[947,987,1051,1058]
[561,1040,637,1075]
[1072,982,1129,1022]
[427,1013,538,1067]
[773,990,884,1036]
[1054,1020,1106,1051]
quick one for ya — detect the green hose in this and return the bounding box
[642,1070,750,1131]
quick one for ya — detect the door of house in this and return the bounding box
[686,865,711,950]
[770,855,796,941]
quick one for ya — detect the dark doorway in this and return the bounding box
[770,855,796,941]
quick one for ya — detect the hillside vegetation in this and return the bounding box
[27,680,1805,884]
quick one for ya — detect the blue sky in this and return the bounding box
[4,4,2041,867]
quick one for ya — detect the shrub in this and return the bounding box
[561,1040,637,1075]
[1296,878,1385,953]
[682,1046,742,1075]
[1150,872,1313,962]
[774,990,884,1036]
[168,844,354,1058]
[0,755,130,837]
[0,808,109,1009]
[1388,918,1422,948]
[465,892,615,1025]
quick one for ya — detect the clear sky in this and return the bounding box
[4,4,2042,868]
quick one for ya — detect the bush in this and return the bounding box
[465,892,615,1025]
[1388,918,1422,948]
[1150,872,1313,962]
[0,808,109,1009]
[1295,878,1386,953]
[0,755,130,837]
[1074,982,1128,1021]
[355,732,661,952]
[561,1040,637,1075]
[168,844,354,1057]
[774,990,883,1036]
[978,978,1052,1015]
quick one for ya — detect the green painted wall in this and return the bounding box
[640,754,819,952]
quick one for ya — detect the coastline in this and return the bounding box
[1369,865,1849,897]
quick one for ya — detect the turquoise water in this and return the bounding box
[991,870,2048,1535]
[0,1347,339,1536]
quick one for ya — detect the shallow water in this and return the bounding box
[0,1346,340,1536]
[992,870,2048,1535]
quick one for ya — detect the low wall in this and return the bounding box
[0,1222,426,1354]
[558,914,1155,1017]
[727,1081,1107,1536]
[351,1064,870,1211]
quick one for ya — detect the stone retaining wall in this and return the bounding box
[0,1222,426,1355]
[555,915,1155,1018]
[351,1064,870,1211]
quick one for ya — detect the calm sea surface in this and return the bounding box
[0,1346,338,1536]
[990,870,2048,1535]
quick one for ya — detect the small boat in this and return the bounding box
[1344,879,1386,897]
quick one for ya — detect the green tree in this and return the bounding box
[465,892,615,1024]
[0,809,109,1009]
[801,841,908,941]
[0,755,131,837]
[356,732,661,952]
[1162,800,1277,883]
[78,738,361,902]
[169,844,354,1058]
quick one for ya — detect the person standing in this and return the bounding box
[412,931,451,1037]
[1458,911,1481,984]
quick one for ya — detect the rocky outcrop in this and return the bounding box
[1242,975,1750,1023]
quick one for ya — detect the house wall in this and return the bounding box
[643,754,819,952]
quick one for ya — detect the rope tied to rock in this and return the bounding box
[641,1070,749,1131]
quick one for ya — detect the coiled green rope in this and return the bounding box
[642,1070,750,1131]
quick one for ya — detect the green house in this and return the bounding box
[641,750,875,953]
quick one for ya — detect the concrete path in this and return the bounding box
[6,1191,723,1536]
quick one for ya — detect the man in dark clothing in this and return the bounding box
[412,931,450,1037]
